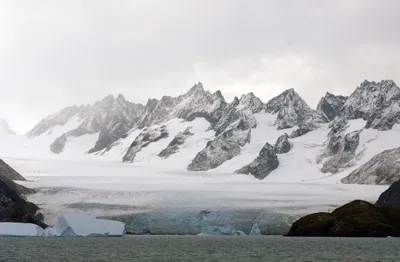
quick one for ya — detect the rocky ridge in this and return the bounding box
[318,117,361,173]
[158,127,194,158]
[123,125,169,162]
[0,159,46,227]
[25,79,400,183]
[316,92,348,122]
[341,147,400,185]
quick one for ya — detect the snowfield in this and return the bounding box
[1,112,399,233]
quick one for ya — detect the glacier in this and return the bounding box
[1,112,393,235]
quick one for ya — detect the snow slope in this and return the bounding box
[1,112,396,229]
[4,155,386,228]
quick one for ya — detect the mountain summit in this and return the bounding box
[22,79,400,185]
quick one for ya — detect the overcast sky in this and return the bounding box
[1,0,399,134]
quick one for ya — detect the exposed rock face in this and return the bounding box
[138,83,227,129]
[172,83,227,127]
[265,88,323,129]
[186,92,262,171]
[28,95,145,154]
[289,123,317,139]
[316,92,348,122]
[236,93,264,113]
[274,133,291,154]
[50,133,67,154]
[235,143,279,179]
[138,96,182,128]
[213,96,258,136]
[83,95,144,153]
[319,117,361,173]
[0,159,26,181]
[325,130,360,157]
[286,200,400,237]
[187,120,251,171]
[342,80,400,130]
[0,159,45,228]
[158,127,194,158]
[376,180,400,208]
[123,125,169,162]
[341,147,400,185]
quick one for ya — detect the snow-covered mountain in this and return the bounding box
[27,94,144,154]
[0,119,16,135]
[342,80,400,130]
[11,79,400,185]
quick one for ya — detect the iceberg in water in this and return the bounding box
[0,213,125,237]
[0,223,44,237]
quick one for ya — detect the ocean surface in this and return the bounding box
[1,236,399,261]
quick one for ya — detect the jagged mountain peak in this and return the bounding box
[360,79,397,87]
[316,92,348,122]
[116,93,126,101]
[187,82,205,94]
[237,92,264,113]
[355,79,400,101]
[213,90,224,99]
[342,79,400,130]
[265,88,308,112]
[231,96,240,105]
[265,88,323,129]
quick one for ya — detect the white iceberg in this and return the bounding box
[49,213,125,237]
[0,223,44,237]
[0,214,125,237]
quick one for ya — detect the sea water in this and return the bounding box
[1,236,399,261]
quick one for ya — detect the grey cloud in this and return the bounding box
[0,0,399,133]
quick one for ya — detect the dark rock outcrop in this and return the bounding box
[376,180,400,207]
[187,119,251,171]
[0,159,26,181]
[342,147,400,185]
[0,159,46,228]
[319,117,361,174]
[235,143,279,179]
[213,97,257,136]
[286,200,400,237]
[123,125,169,162]
[274,133,291,154]
[50,133,67,154]
[316,92,348,122]
[289,123,317,139]
[158,127,194,158]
